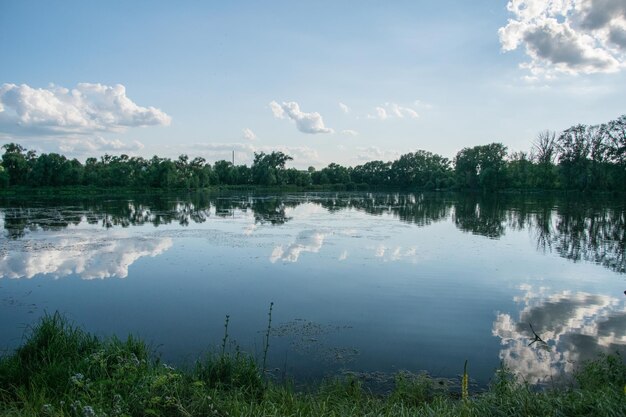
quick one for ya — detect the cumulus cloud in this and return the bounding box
[341,129,359,136]
[242,128,257,141]
[367,102,419,120]
[0,83,171,134]
[269,101,285,118]
[0,232,172,280]
[499,0,626,77]
[338,102,350,113]
[0,134,145,157]
[269,101,333,134]
[58,136,145,154]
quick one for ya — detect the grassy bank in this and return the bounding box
[1,314,625,417]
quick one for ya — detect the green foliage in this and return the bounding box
[390,371,448,406]
[575,353,626,391]
[1,313,625,416]
[392,150,453,189]
[0,165,9,188]
[314,163,351,185]
[1,143,31,186]
[454,143,508,191]
[193,352,264,396]
[319,376,364,402]
[251,152,293,186]
[2,114,626,192]
[350,160,390,186]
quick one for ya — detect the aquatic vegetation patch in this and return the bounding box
[271,318,358,364]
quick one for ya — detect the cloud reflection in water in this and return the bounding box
[492,285,626,383]
[0,232,172,279]
[270,230,327,263]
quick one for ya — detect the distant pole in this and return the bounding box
[232,150,235,165]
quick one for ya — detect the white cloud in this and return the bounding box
[0,83,171,134]
[269,100,334,134]
[338,102,350,113]
[242,128,257,141]
[58,136,145,154]
[499,0,626,77]
[269,101,285,118]
[367,103,419,120]
[400,107,419,118]
[341,129,359,136]
[355,146,401,161]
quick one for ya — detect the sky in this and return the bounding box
[1,0,625,169]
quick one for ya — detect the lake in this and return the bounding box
[1,192,625,388]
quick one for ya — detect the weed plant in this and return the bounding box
[1,312,625,417]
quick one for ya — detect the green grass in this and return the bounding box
[1,313,625,417]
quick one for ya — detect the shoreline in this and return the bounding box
[1,313,625,417]
[1,185,625,198]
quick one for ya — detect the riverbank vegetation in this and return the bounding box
[1,115,625,193]
[1,313,625,416]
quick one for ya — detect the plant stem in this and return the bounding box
[221,314,230,357]
[262,302,274,379]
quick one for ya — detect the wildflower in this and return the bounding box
[42,404,54,415]
[82,405,96,417]
[71,372,85,386]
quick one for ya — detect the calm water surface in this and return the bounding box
[1,192,625,387]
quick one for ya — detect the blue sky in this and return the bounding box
[1,0,625,168]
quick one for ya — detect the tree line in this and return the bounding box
[1,114,624,191]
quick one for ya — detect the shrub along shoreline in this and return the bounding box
[1,313,625,417]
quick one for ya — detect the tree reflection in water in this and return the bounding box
[1,192,624,273]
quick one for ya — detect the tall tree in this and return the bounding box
[1,143,30,186]
[392,150,451,189]
[603,115,626,190]
[250,151,293,185]
[532,130,557,188]
[558,124,590,190]
[454,143,507,191]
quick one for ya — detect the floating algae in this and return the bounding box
[271,319,358,364]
